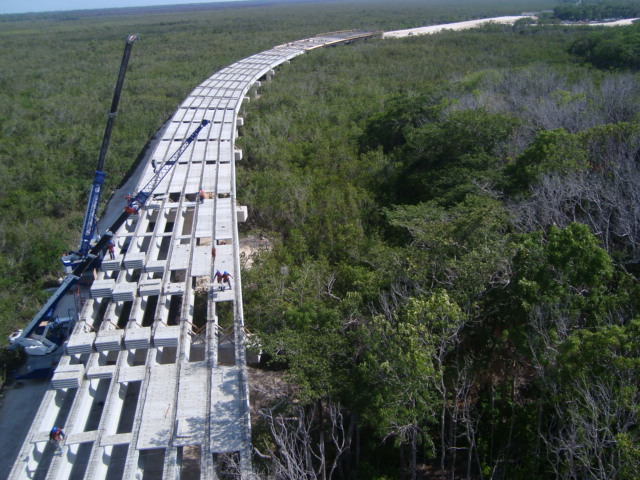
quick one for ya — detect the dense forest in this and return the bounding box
[238,10,640,480]
[554,0,640,22]
[0,0,550,349]
[2,0,640,478]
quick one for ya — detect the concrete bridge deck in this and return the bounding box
[9,30,374,480]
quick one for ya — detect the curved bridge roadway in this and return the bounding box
[9,30,373,480]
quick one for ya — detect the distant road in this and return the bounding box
[383,15,639,38]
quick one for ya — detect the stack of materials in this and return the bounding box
[145,260,165,273]
[94,329,124,351]
[90,279,115,299]
[111,282,136,302]
[66,331,96,355]
[154,325,180,347]
[101,259,121,272]
[124,252,145,269]
[112,282,136,302]
[139,278,162,296]
[51,363,85,389]
[124,327,151,350]
[86,365,115,380]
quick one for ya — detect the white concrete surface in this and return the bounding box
[9,30,375,480]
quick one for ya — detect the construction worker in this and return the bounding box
[199,189,206,204]
[151,159,157,172]
[49,427,65,451]
[215,270,222,283]
[107,241,116,260]
[222,271,233,290]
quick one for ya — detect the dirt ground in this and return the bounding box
[239,235,272,269]
[247,367,290,418]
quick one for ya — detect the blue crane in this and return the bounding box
[12,120,210,356]
[125,119,210,214]
[62,34,138,273]
[12,32,209,357]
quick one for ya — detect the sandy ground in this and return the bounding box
[248,367,291,418]
[383,16,536,38]
[383,15,639,38]
[579,18,639,26]
[239,235,273,269]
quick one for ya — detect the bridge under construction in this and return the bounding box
[9,30,374,480]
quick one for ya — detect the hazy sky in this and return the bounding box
[0,0,247,15]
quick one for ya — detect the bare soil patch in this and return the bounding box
[239,235,273,269]
[248,367,291,419]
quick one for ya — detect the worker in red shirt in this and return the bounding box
[222,271,233,290]
[49,427,65,451]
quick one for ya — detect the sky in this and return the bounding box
[0,0,247,15]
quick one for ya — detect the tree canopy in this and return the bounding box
[3,0,640,478]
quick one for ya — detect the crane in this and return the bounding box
[125,119,210,214]
[62,33,138,273]
[12,120,210,356]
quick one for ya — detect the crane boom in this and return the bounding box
[125,119,210,214]
[13,120,210,354]
[64,34,138,272]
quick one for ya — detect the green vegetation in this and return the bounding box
[3,0,640,477]
[238,8,640,479]
[569,20,640,70]
[554,0,640,22]
[0,0,555,341]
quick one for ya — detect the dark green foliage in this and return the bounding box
[239,11,640,478]
[260,301,352,403]
[358,88,449,154]
[393,109,519,204]
[4,0,640,478]
[385,195,511,300]
[554,0,640,22]
[0,347,25,384]
[569,20,640,70]
[504,128,589,191]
